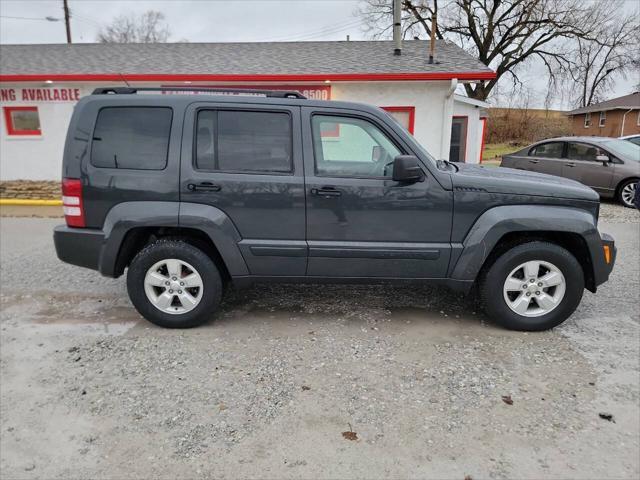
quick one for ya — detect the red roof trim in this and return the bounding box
[0,72,496,83]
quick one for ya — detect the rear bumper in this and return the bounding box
[53,225,104,272]
[593,232,616,288]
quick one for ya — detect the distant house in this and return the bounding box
[567,92,640,138]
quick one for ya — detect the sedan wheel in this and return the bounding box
[619,180,637,208]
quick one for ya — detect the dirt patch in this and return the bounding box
[0,180,60,199]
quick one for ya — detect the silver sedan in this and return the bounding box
[501,136,640,207]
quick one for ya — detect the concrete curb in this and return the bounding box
[0,199,62,206]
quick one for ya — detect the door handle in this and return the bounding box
[311,187,342,198]
[187,182,221,192]
[564,163,575,167]
[528,159,539,164]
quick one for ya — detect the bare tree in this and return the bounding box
[566,17,639,107]
[358,0,613,101]
[97,10,171,43]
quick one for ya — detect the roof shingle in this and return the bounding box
[567,92,640,115]
[0,41,493,77]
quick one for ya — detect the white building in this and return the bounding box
[0,41,493,181]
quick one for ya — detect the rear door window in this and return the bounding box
[91,107,172,170]
[529,142,564,158]
[195,110,292,173]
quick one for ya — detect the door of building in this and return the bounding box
[450,117,468,162]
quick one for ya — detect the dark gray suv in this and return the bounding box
[54,88,616,331]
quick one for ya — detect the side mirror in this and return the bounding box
[392,155,425,183]
[596,154,610,163]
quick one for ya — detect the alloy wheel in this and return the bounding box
[621,181,637,208]
[143,258,203,314]
[502,260,566,317]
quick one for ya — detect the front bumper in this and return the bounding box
[594,231,616,288]
[53,225,104,271]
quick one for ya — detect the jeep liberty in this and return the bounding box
[54,87,616,331]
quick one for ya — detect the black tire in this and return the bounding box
[126,239,222,328]
[616,178,638,208]
[480,241,584,331]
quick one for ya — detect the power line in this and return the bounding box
[0,15,58,21]
[256,18,366,42]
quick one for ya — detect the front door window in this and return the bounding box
[311,115,401,178]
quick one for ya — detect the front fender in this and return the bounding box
[450,205,602,282]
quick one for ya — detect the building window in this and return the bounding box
[381,106,415,134]
[3,106,41,136]
[584,112,591,128]
[637,110,640,126]
[599,111,606,127]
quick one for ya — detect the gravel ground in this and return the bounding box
[0,206,638,479]
[599,201,640,223]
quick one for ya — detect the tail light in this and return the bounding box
[62,178,85,227]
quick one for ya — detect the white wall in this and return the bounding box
[1,80,459,180]
[0,84,95,181]
[452,99,485,164]
[332,81,452,159]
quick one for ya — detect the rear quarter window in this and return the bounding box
[91,107,172,170]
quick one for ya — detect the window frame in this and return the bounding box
[636,110,639,126]
[599,111,606,127]
[193,107,294,176]
[584,112,591,128]
[310,112,406,180]
[380,106,415,134]
[90,106,173,171]
[3,106,41,136]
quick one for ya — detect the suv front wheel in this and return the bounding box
[480,241,584,331]
[127,239,222,328]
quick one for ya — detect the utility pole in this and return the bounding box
[63,0,72,43]
[393,0,401,55]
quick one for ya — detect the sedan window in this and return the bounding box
[567,142,605,161]
[529,142,564,158]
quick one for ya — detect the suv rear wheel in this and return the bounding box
[480,241,584,331]
[127,239,222,328]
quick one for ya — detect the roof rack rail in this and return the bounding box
[91,87,307,99]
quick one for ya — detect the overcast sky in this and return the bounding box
[0,0,366,44]
[0,0,637,109]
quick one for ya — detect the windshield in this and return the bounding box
[599,139,640,161]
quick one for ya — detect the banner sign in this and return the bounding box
[159,84,331,100]
[0,88,81,102]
